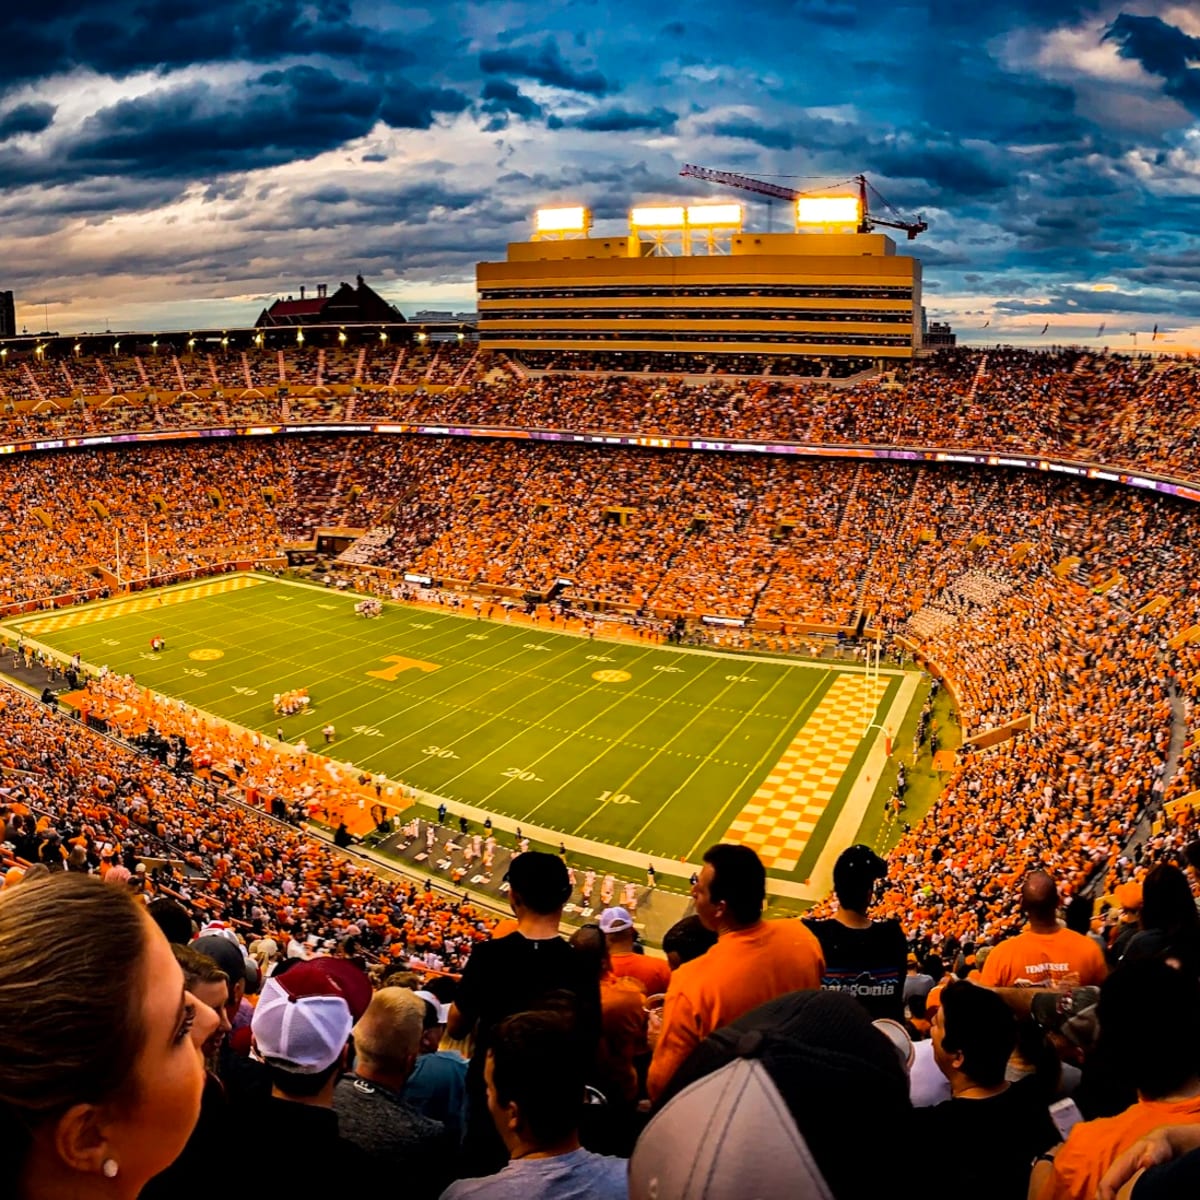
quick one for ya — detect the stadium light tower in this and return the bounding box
[629,203,744,255]
[533,206,592,240]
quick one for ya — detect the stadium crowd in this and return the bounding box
[3,346,1200,1195]
[4,347,1200,488]
[0,432,1199,950]
[6,830,1200,1199]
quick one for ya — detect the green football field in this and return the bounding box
[9,574,907,881]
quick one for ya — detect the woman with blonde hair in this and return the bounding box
[0,872,218,1199]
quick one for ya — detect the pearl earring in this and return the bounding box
[102,1159,119,1179]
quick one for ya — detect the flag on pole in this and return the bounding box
[1097,322,1106,338]
[1040,322,1049,335]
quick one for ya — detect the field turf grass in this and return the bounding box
[10,575,905,880]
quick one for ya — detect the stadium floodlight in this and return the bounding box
[630,205,687,228]
[534,206,590,234]
[796,195,861,226]
[685,203,743,228]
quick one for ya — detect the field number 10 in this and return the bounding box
[597,790,637,805]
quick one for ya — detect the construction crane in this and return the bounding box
[679,164,928,240]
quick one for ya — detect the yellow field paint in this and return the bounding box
[16,576,263,635]
[591,669,632,683]
[723,675,889,873]
[367,654,442,681]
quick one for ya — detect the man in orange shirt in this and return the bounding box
[647,844,824,1101]
[981,871,1108,989]
[601,906,670,996]
[1034,960,1200,1200]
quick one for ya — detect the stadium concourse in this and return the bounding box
[7,346,1200,1196]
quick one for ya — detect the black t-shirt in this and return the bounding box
[803,916,908,1020]
[453,932,601,1175]
[454,932,601,1085]
[912,1077,1060,1200]
[1134,1147,1200,1199]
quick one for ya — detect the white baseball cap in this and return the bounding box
[599,906,634,934]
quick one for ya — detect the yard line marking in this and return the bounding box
[427,646,664,797]
[720,675,890,872]
[513,655,730,827]
[616,666,807,847]
[683,671,841,861]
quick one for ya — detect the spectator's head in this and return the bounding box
[832,844,888,916]
[506,852,572,918]
[352,988,425,1089]
[0,872,218,1200]
[1098,960,1200,1100]
[1064,894,1094,936]
[1140,863,1199,936]
[1115,881,1143,918]
[147,897,194,945]
[1184,841,1200,877]
[696,844,766,932]
[412,989,450,1054]
[662,915,718,971]
[247,937,278,973]
[191,934,247,1029]
[380,968,423,991]
[632,990,911,1199]
[599,905,635,949]
[1020,871,1059,928]
[933,980,1016,1090]
[250,958,369,1103]
[569,923,610,984]
[172,944,231,1062]
[487,1009,587,1158]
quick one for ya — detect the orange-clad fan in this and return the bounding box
[980,871,1108,990]
[646,844,824,1102]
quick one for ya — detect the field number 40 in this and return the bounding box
[597,790,637,805]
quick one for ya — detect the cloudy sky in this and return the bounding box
[2,0,1200,344]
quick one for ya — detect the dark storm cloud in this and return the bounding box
[480,80,544,130]
[66,68,380,177]
[479,37,611,95]
[573,106,678,133]
[1104,13,1200,115]
[0,0,413,91]
[378,78,472,129]
[0,102,55,140]
[0,66,469,187]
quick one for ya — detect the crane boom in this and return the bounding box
[678,164,928,239]
[679,163,799,202]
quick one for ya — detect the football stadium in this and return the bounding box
[5,178,1200,1195]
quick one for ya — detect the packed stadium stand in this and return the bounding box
[6,345,1200,1199]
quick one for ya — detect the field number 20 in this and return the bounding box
[597,790,637,805]
[502,767,542,782]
